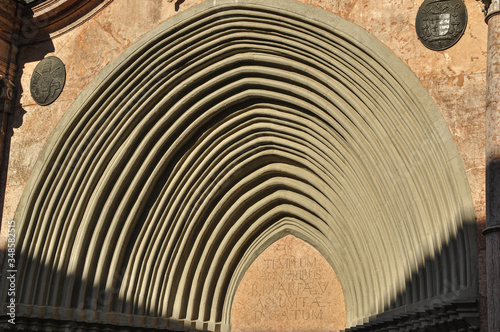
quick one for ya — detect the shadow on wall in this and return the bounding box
[0,217,480,331]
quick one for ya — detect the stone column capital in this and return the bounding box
[478,0,500,21]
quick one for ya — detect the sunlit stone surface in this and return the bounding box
[231,236,346,332]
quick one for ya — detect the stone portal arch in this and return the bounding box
[2,0,478,331]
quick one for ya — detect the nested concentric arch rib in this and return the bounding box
[8,1,476,331]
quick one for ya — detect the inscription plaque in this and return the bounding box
[30,56,66,106]
[415,0,467,51]
[231,236,346,332]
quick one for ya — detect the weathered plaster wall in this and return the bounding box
[0,0,488,328]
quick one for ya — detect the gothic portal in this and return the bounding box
[0,0,479,331]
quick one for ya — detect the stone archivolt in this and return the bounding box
[1,0,478,331]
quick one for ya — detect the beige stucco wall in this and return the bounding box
[0,0,488,327]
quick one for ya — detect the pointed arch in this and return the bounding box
[5,0,477,331]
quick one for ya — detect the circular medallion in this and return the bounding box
[415,0,468,51]
[30,56,66,106]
